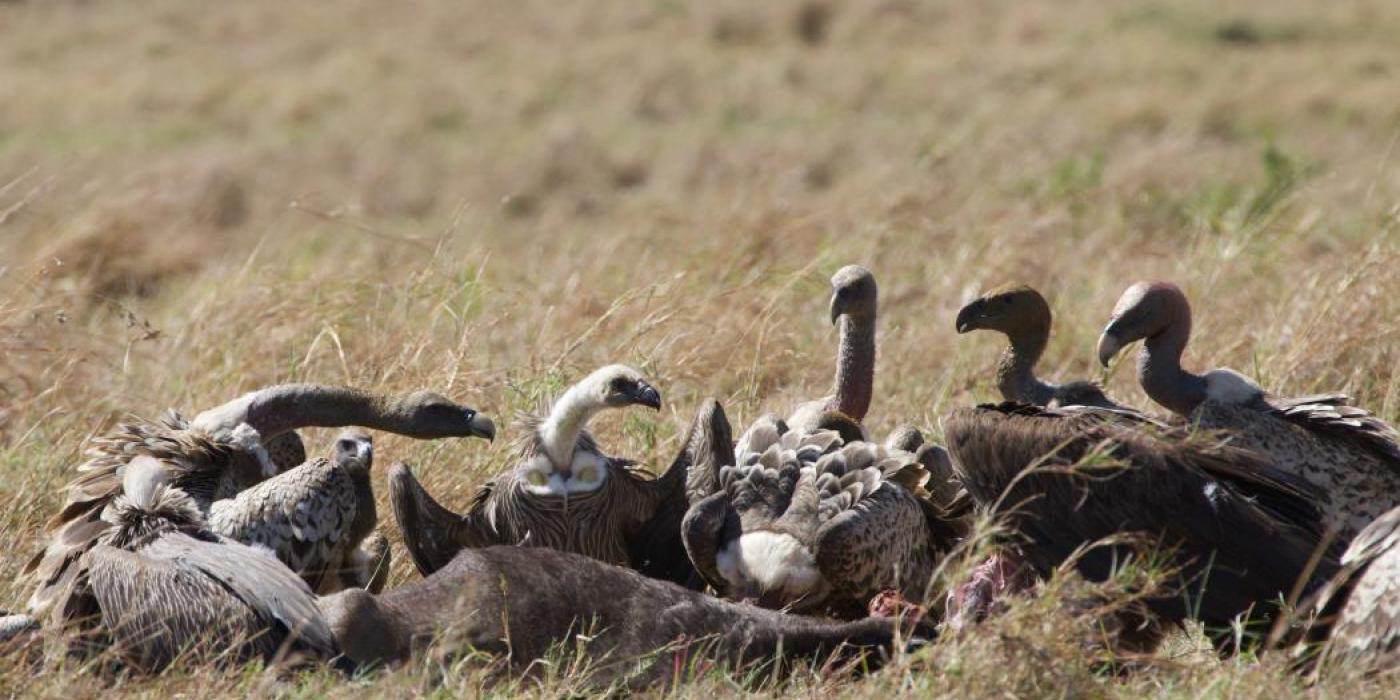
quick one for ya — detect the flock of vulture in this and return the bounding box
[2,266,1397,689]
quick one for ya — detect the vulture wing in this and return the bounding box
[1295,506,1400,674]
[389,462,498,577]
[627,398,734,588]
[943,402,1336,632]
[1266,394,1400,466]
[207,458,358,592]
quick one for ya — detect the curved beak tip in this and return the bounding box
[470,415,497,442]
[1095,333,1122,368]
[640,387,662,411]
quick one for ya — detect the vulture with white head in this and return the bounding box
[683,411,961,617]
[390,365,707,586]
[942,401,1338,649]
[24,383,494,627]
[956,284,1125,409]
[209,429,391,594]
[786,265,879,438]
[1096,281,1400,542]
[77,456,344,672]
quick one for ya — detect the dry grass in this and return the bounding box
[1,0,1398,695]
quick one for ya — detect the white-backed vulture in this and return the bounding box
[683,411,961,617]
[942,401,1339,649]
[389,365,700,586]
[317,545,927,690]
[955,284,1124,409]
[208,430,389,594]
[24,383,494,627]
[1289,504,1400,676]
[786,265,879,436]
[79,456,344,673]
[1096,281,1400,541]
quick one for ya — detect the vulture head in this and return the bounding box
[332,429,374,476]
[1095,281,1190,367]
[521,364,662,497]
[829,265,878,324]
[955,284,1051,337]
[388,391,497,441]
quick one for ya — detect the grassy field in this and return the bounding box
[1,0,1398,695]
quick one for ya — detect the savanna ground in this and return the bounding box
[1,0,1398,696]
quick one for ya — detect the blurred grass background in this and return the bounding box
[0,0,1397,695]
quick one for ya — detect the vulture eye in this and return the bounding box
[338,439,356,452]
[526,471,548,486]
[576,466,598,483]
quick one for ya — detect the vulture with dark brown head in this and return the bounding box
[956,284,1124,409]
[390,365,712,587]
[942,401,1338,649]
[1096,281,1400,542]
[24,383,494,628]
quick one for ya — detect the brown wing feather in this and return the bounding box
[943,402,1337,633]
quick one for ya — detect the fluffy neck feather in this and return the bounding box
[831,313,876,421]
[539,380,606,468]
[994,321,1055,405]
[1138,301,1209,416]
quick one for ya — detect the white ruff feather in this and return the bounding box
[1203,368,1265,404]
[228,423,278,478]
[717,531,824,601]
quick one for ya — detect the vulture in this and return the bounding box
[683,411,960,617]
[942,401,1338,649]
[1096,281,1400,542]
[786,265,879,437]
[208,430,390,594]
[1287,504,1400,676]
[317,545,927,690]
[955,284,1124,409]
[389,365,700,586]
[24,383,494,628]
[78,456,343,672]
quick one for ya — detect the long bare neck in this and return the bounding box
[195,385,429,438]
[830,312,876,421]
[1138,312,1208,416]
[539,383,604,467]
[994,324,1054,405]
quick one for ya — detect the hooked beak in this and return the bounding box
[1096,328,1125,368]
[467,412,496,441]
[357,440,374,464]
[954,299,985,334]
[631,381,662,411]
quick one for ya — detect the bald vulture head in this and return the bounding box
[387,391,497,441]
[955,284,1051,337]
[332,429,374,476]
[829,265,878,325]
[523,364,661,496]
[1095,281,1191,368]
